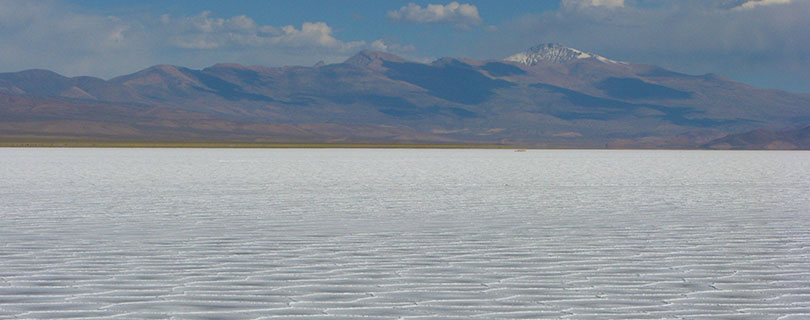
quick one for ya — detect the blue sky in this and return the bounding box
[1,0,809,92]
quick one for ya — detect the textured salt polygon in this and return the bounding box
[1,149,809,319]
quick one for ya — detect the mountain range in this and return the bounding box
[2,43,809,148]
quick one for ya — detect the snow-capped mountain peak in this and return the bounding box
[505,43,621,65]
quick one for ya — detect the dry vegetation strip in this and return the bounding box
[0,140,514,149]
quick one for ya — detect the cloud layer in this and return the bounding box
[387,2,482,28]
[0,1,408,78]
[736,0,794,9]
[162,12,364,51]
[562,0,626,10]
[481,0,810,92]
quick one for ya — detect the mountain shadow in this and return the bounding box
[596,77,692,100]
[480,62,527,77]
[382,60,514,105]
[531,83,726,127]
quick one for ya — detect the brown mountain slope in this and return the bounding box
[704,126,810,150]
[0,93,453,144]
[1,45,809,148]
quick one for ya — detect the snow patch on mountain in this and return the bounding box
[505,43,623,65]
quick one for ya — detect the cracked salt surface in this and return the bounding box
[1,148,809,319]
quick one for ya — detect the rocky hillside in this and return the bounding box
[2,44,809,148]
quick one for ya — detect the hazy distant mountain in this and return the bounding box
[2,44,809,148]
[704,125,810,150]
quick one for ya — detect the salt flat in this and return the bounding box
[1,149,809,319]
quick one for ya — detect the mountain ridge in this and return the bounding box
[1,45,808,148]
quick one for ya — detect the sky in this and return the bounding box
[1,0,809,92]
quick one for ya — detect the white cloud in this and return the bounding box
[370,39,415,52]
[387,2,482,28]
[562,0,626,10]
[0,1,412,78]
[370,40,388,51]
[0,0,148,76]
[163,12,363,50]
[735,0,794,9]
